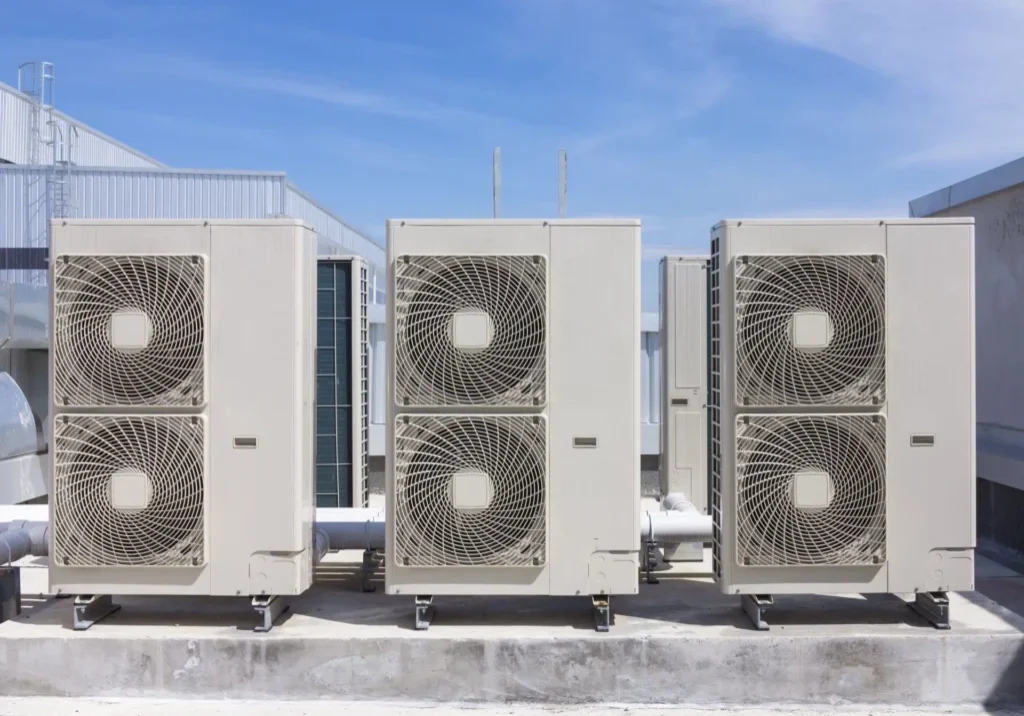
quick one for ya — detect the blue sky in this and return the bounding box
[3,0,1024,310]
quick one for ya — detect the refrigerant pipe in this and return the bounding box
[0,499,709,560]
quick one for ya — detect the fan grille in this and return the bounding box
[735,414,886,567]
[53,415,205,567]
[394,414,546,567]
[735,255,885,407]
[395,255,546,407]
[53,254,206,408]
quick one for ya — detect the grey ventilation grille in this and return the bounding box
[394,414,546,567]
[709,236,722,580]
[734,255,885,407]
[53,254,206,408]
[53,414,205,567]
[735,414,886,567]
[395,255,546,408]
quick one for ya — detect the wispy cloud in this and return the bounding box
[709,0,1024,167]
[507,0,733,154]
[112,110,269,144]
[159,56,499,126]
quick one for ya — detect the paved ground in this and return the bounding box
[0,699,1014,716]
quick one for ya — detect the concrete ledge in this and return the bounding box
[1,560,1023,708]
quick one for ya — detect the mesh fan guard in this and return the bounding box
[735,414,886,567]
[53,415,205,567]
[53,254,206,408]
[734,255,885,407]
[395,255,546,407]
[394,415,546,567]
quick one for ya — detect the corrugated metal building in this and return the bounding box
[0,165,385,288]
[0,81,163,169]
[911,158,1024,558]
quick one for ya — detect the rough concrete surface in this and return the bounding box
[1,553,1023,709]
[0,698,1015,716]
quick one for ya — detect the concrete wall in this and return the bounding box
[932,188,1024,494]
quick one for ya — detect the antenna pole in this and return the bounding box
[493,147,502,219]
[558,148,567,218]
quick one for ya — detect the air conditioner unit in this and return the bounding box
[385,219,641,630]
[659,255,709,562]
[710,218,975,630]
[48,219,316,632]
[316,255,370,508]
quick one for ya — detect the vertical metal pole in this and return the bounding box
[493,148,502,219]
[558,148,567,219]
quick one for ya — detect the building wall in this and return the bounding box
[930,188,1024,493]
[0,82,163,169]
[915,174,1024,558]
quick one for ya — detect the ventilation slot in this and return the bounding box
[735,414,886,567]
[52,414,206,567]
[734,254,885,407]
[394,414,546,567]
[53,254,206,408]
[395,255,547,408]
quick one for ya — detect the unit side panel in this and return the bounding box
[548,224,640,596]
[386,222,549,261]
[730,222,886,256]
[50,222,210,257]
[208,224,315,596]
[885,222,976,593]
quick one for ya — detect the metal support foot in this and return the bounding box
[252,595,289,633]
[642,540,660,584]
[592,595,611,632]
[909,591,950,630]
[0,568,21,624]
[741,594,772,631]
[361,549,381,592]
[414,595,434,630]
[73,595,121,631]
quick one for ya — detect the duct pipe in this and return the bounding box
[662,492,699,514]
[0,523,46,564]
[316,508,385,551]
[641,511,713,544]
[313,528,330,565]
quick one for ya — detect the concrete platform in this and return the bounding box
[1,553,1023,709]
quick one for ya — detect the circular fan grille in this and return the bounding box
[735,415,886,567]
[395,415,546,567]
[735,255,885,406]
[395,255,546,407]
[53,415,205,567]
[53,255,205,407]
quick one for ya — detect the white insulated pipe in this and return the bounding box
[0,499,707,555]
[316,508,385,551]
[0,522,48,564]
[641,492,713,544]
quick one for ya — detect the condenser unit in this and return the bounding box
[48,219,316,632]
[659,255,709,562]
[386,219,641,630]
[711,218,975,630]
[316,255,370,508]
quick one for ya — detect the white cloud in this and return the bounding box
[709,0,1024,166]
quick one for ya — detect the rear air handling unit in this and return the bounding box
[316,256,370,508]
[712,219,976,631]
[49,219,317,633]
[387,219,641,631]
[659,255,709,562]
